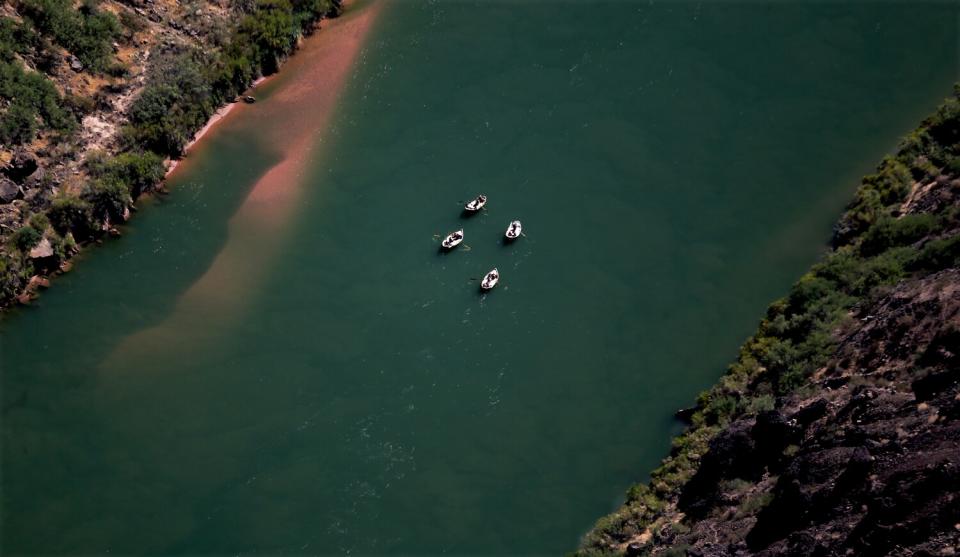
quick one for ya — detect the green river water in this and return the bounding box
[1,1,957,554]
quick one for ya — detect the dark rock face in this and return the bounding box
[679,421,760,518]
[621,270,960,557]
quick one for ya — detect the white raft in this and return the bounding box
[441,229,464,249]
[505,220,522,240]
[480,268,500,290]
[464,195,487,212]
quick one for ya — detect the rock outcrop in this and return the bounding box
[0,178,22,205]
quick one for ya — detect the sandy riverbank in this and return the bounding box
[163,76,270,177]
[105,0,384,364]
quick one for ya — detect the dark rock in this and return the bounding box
[792,398,829,426]
[675,406,697,424]
[69,55,83,72]
[753,410,802,467]
[848,454,960,555]
[912,368,960,402]
[0,177,22,204]
[747,478,809,550]
[917,326,960,369]
[823,376,849,390]
[678,420,761,518]
[3,150,38,183]
[833,447,873,494]
[624,541,644,557]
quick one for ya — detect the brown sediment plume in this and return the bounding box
[105,0,384,366]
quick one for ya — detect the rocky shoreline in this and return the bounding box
[577,89,960,556]
[0,0,344,310]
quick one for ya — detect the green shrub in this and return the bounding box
[123,0,334,156]
[910,233,960,271]
[82,179,130,223]
[744,393,775,413]
[117,9,145,32]
[11,225,42,251]
[702,394,739,425]
[48,194,95,239]
[18,0,121,72]
[64,93,97,117]
[0,102,38,145]
[125,50,215,155]
[28,212,50,232]
[735,492,773,519]
[87,150,165,197]
[0,250,32,306]
[0,59,77,144]
[859,214,938,257]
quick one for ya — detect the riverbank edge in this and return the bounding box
[576,87,960,556]
[0,1,351,313]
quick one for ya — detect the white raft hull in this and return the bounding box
[480,268,499,290]
[442,229,464,249]
[505,220,522,240]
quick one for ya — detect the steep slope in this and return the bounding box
[578,89,960,557]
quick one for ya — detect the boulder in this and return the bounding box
[2,150,38,183]
[675,405,697,424]
[28,237,59,273]
[0,177,22,204]
[752,410,803,471]
[27,275,50,290]
[678,420,761,518]
[69,56,83,72]
[912,368,960,402]
[28,237,54,259]
[791,398,829,426]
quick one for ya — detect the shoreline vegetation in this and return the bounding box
[577,88,960,556]
[0,0,345,310]
[103,1,382,366]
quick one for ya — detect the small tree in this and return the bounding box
[82,179,131,224]
[48,194,95,239]
[11,225,43,252]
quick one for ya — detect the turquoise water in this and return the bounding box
[2,1,957,554]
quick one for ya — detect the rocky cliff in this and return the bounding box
[578,89,960,557]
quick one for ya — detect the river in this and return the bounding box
[1,1,956,553]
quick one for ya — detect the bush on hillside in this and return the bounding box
[0,251,32,305]
[17,0,121,73]
[87,150,166,198]
[10,225,42,252]
[0,59,77,145]
[81,179,131,223]
[48,194,95,239]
